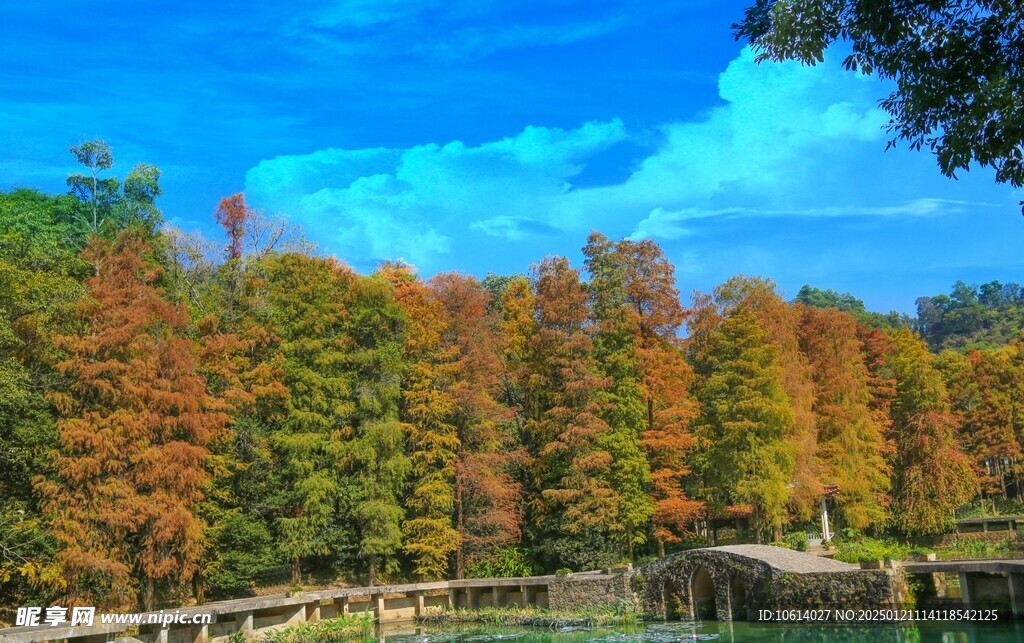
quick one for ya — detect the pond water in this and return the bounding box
[378,619,1024,642]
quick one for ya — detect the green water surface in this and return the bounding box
[378,619,1024,642]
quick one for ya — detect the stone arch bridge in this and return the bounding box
[636,545,900,621]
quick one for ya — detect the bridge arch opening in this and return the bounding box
[729,574,748,620]
[690,566,717,620]
[662,579,685,619]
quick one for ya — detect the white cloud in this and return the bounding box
[629,199,997,241]
[245,47,965,272]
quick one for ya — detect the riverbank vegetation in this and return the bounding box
[3,142,1024,620]
[418,605,641,628]
[255,614,374,643]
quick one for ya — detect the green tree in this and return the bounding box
[691,305,796,543]
[0,189,86,611]
[736,1,1024,190]
[262,253,355,584]
[66,140,163,236]
[885,328,977,536]
[388,268,460,581]
[524,257,620,570]
[346,271,410,586]
[66,140,116,233]
[582,234,655,558]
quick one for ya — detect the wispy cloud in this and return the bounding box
[629,199,998,240]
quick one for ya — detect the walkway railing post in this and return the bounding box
[305,600,320,624]
[959,573,975,606]
[236,610,253,640]
[1009,573,1024,617]
[190,622,208,643]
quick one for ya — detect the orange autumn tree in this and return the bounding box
[39,231,229,610]
[430,273,523,578]
[798,307,891,530]
[526,256,621,569]
[213,193,250,261]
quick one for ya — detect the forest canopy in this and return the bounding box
[1,142,1023,620]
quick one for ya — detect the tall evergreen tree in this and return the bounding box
[390,269,460,581]
[583,233,698,555]
[39,231,228,610]
[582,234,654,557]
[262,253,355,584]
[430,273,523,578]
[885,328,976,536]
[348,271,410,585]
[691,304,796,543]
[799,306,891,530]
[525,257,619,569]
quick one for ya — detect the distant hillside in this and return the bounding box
[795,282,1024,352]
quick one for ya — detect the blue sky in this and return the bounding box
[3,1,1021,314]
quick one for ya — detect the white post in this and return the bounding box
[820,495,832,543]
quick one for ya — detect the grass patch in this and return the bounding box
[935,537,1015,559]
[833,537,912,564]
[259,614,374,643]
[419,604,641,628]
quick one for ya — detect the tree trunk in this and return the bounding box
[291,555,300,585]
[772,524,783,543]
[145,576,155,612]
[368,554,377,587]
[456,476,465,580]
[657,538,665,558]
[193,574,205,605]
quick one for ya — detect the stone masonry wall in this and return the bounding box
[548,572,636,611]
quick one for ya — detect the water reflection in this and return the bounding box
[377,619,1024,643]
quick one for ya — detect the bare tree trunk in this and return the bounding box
[368,554,377,587]
[291,555,300,585]
[145,576,155,612]
[193,574,205,605]
[456,478,465,580]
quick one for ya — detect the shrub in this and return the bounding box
[467,546,533,578]
[205,511,279,598]
[769,541,791,550]
[834,537,909,564]
[784,531,809,552]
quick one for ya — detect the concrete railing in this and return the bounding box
[0,576,558,643]
[903,559,1024,616]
